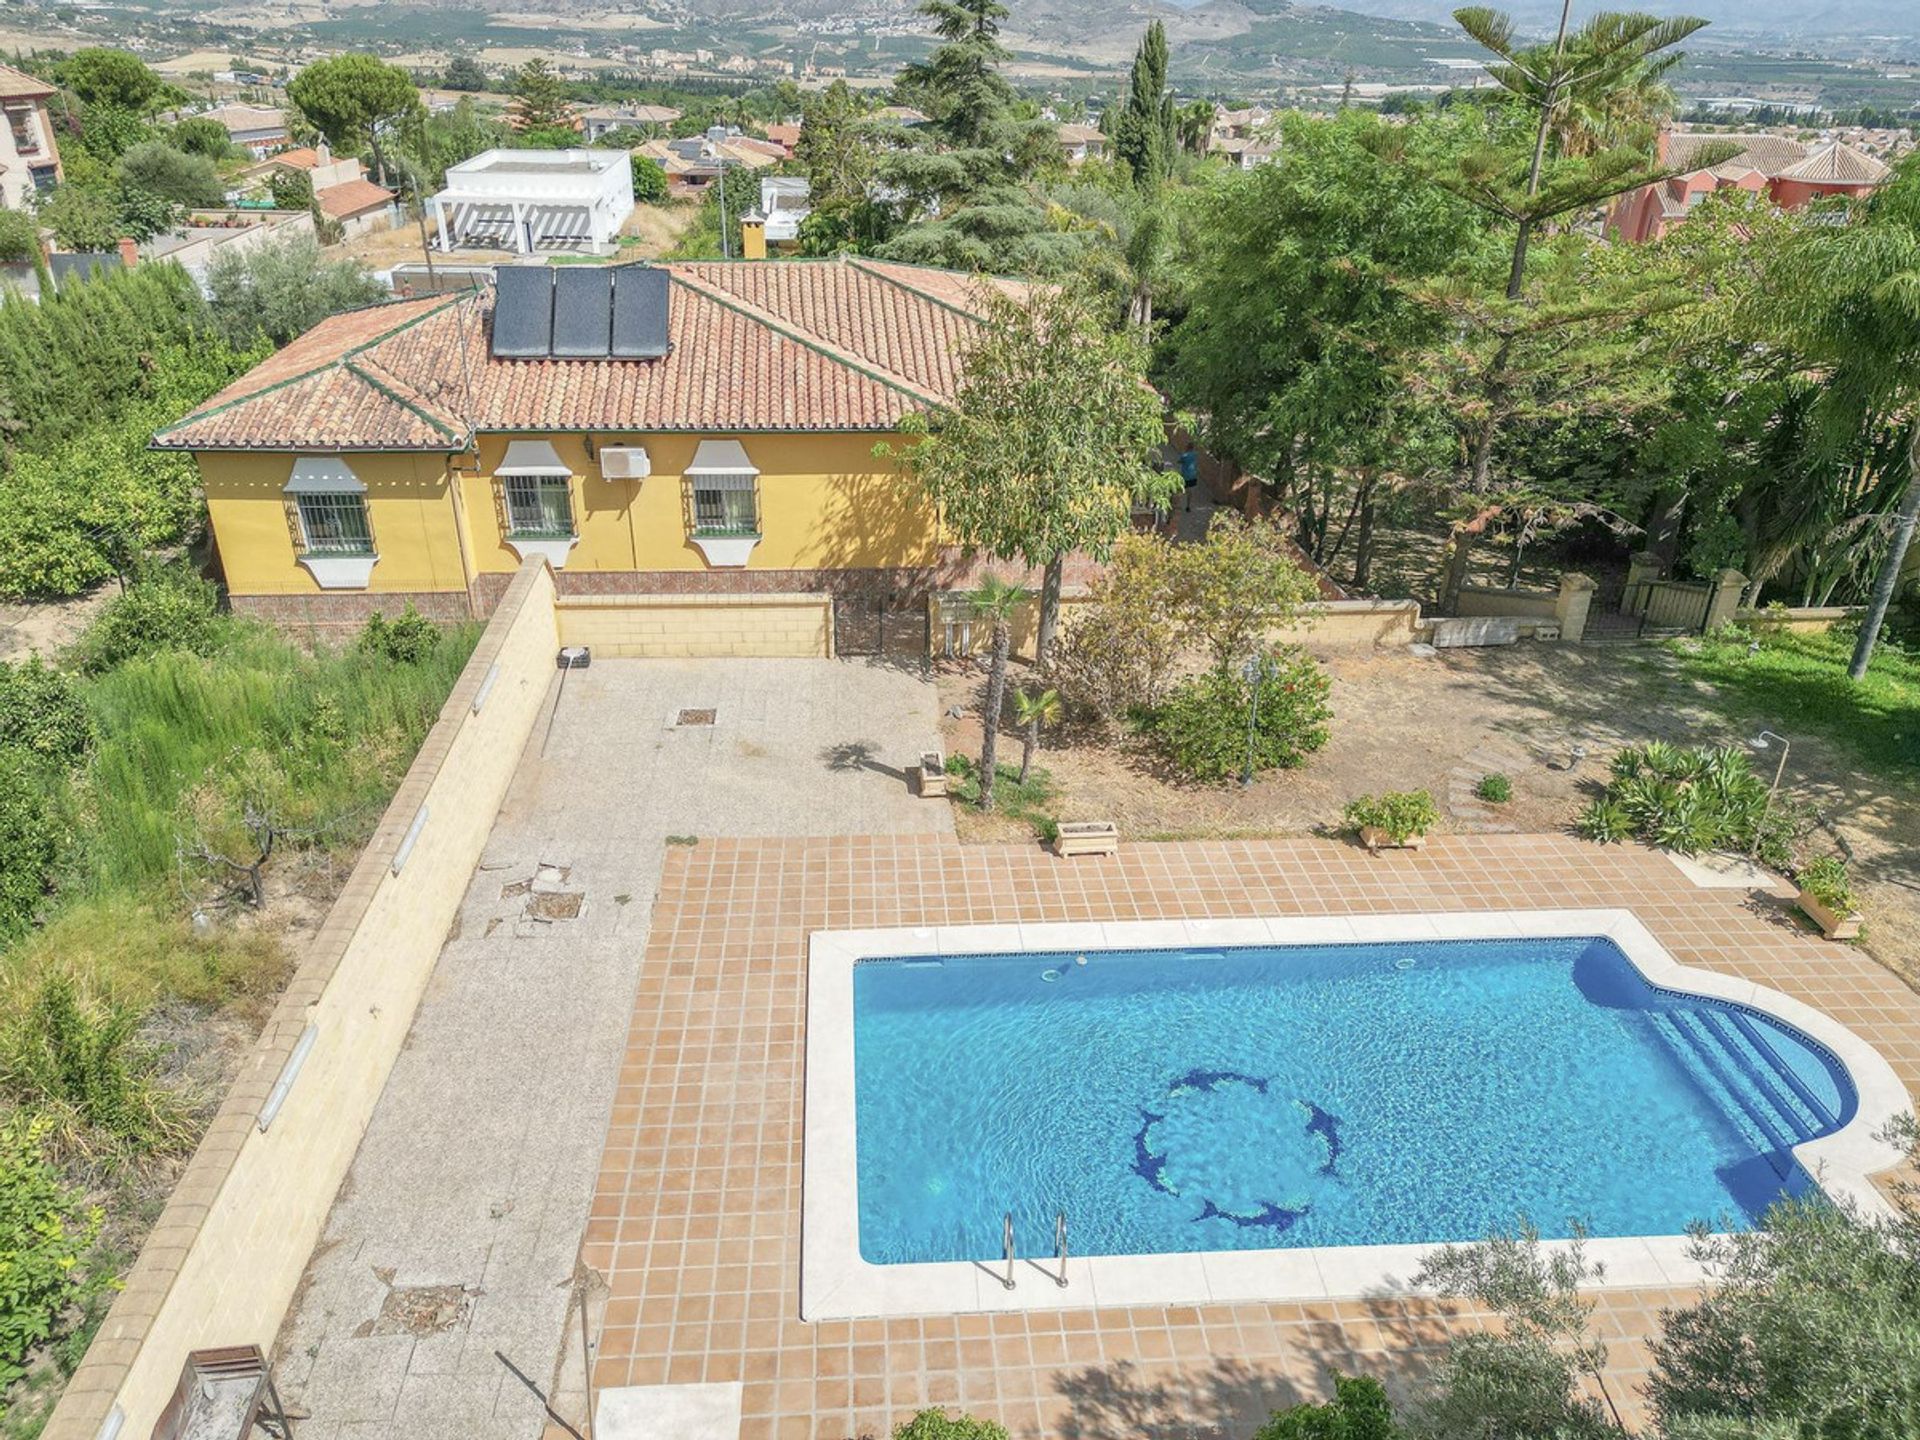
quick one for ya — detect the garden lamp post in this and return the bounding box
[1241,653,1270,789]
[1748,730,1790,860]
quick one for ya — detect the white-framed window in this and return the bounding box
[692,470,758,536]
[502,474,575,538]
[285,455,378,589]
[684,439,761,539]
[295,490,375,555]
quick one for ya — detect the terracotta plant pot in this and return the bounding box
[1360,826,1426,854]
[1796,888,1861,941]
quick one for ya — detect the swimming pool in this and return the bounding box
[800,911,1908,1319]
[852,935,1849,1266]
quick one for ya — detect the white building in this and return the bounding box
[431,149,634,255]
[759,175,811,245]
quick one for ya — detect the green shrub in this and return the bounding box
[1141,647,1332,783]
[71,566,229,674]
[357,604,442,665]
[1475,772,1511,804]
[893,1412,1010,1440]
[0,970,193,1158]
[0,747,66,939]
[1253,1374,1401,1440]
[1797,855,1855,915]
[941,754,1058,839]
[0,1115,104,1386]
[1345,789,1438,844]
[0,657,93,768]
[1579,742,1799,869]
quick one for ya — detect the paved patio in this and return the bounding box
[582,832,1920,1440]
[272,659,952,1440]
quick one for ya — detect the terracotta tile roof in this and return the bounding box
[156,258,1036,450]
[1776,139,1890,185]
[1667,131,1807,177]
[315,177,396,219]
[270,146,321,170]
[0,64,53,101]
[764,123,801,151]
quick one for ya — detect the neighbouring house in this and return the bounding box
[0,246,122,300]
[872,105,930,127]
[1211,135,1279,171]
[579,103,681,140]
[151,257,1031,642]
[432,148,634,254]
[637,134,780,198]
[1058,122,1107,166]
[196,102,291,158]
[759,175,811,246]
[0,63,61,208]
[1608,129,1892,243]
[763,121,802,155]
[1211,104,1272,146]
[142,209,317,287]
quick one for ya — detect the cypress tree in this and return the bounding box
[1116,21,1174,189]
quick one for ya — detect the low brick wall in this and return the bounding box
[1457,584,1559,621]
[555,591,832,657]
[1277,599,1422,650]
[230,588,478,636]
[45,559,561,1440]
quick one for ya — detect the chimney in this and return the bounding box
[1655,121,1672,168]
[740,209,766,260]
[117,236,138,268]
[317,141,331,164]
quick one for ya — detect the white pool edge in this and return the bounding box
[800,908,1913,1321]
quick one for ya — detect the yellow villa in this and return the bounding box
[157,257,1030,655]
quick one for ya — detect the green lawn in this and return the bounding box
[1674,626,1920,778]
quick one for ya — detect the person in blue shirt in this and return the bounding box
[1178,441,1200,512]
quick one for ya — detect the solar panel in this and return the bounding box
[551,267,613,357]
[611,265,671,359]
[491,267,553,358]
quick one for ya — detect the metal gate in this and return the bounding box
[833,593,929,658]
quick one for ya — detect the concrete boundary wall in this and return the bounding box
[1736,604,1860,635]
[46,558,561,1440]
[554,591,832,657]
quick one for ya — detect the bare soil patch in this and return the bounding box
[938,639,1920,986]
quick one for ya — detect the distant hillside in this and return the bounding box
[1309,0,1920,49]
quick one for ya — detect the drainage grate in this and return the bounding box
[675,708,717,727]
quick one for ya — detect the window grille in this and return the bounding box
[502,474,575,538]
[294,491,374,555]
[691,471,758,537]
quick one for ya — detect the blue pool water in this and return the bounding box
[850,937,1855,1265]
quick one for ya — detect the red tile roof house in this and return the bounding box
[1608,129,1891,243]
[152,257,1050,639]
[0,62,62,208]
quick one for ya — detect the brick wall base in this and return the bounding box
[230,590,478,636]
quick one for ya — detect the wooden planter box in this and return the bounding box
[1797,888,1862,940]
[917,751,948,798]
[1052,820,1120,858]
[1360,826,1427,854]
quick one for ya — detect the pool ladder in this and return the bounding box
[999,1210,1071,1291]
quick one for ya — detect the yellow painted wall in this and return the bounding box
[557,593,831,657]
[199,451,470,597]
[461,431,939,577]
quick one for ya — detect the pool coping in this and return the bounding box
[799,908,1913,1322]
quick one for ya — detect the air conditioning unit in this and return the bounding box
[600,445,651,480]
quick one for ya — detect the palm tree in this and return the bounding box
[1760,156,1920,679]
[1012,686,1062,784]
[969,576,1029,811]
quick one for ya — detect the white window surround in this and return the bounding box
[286,456,378,589]
[496,443,580,568]
[686,439,761,567]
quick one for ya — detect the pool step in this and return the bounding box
[1646,1009,1825,1176]
[1698,1008,1835,1136]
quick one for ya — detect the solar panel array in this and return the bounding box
[489,263,671,360]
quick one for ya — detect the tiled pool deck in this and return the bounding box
[581,834,1920,1439]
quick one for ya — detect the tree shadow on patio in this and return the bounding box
[821,739,910,783]
[1051,1355,1320,1440]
